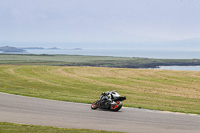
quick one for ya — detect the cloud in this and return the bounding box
[0,0,200,42]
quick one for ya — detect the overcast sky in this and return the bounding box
[1,0,200,43]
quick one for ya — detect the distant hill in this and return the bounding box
[0,46,26,52]
[21,47,44,49]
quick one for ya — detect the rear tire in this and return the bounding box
[91,101,98,110]
[110,101,122,111]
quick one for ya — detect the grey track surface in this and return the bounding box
[0,92,199,133]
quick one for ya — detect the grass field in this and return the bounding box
[0,65,199,114]
[0,122,121,133]
[1,54,200,68]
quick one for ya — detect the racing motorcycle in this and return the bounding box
[91,91,126,111]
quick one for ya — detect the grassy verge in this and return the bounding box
[1,54,200,68]
[0,65,199,114]
[0,122,121,133]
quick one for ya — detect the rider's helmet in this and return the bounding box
[104,91,110,96]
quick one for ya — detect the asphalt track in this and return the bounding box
[0,92,199,133]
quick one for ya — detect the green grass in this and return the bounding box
[1,54,200,68]
[0,122,121,133]
[0,65,200,114]
[0,54,132,63]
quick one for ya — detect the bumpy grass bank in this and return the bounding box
[0,65,199,114]
[0,122,120,133]
[1,54,200,68]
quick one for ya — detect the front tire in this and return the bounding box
[91,101,98,110]
[110,101,122,111]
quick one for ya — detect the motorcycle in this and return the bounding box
[91,91,126,111]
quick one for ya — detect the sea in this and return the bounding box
[153,66,200,71]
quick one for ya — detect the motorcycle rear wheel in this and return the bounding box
[110,101,122,111]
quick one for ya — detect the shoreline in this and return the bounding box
[0,54,200,70]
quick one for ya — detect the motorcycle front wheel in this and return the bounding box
[110,101,122,111]
[91,101,99,110]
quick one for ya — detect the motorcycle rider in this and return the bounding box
[100,91,111,101]
[99,90,117,108]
